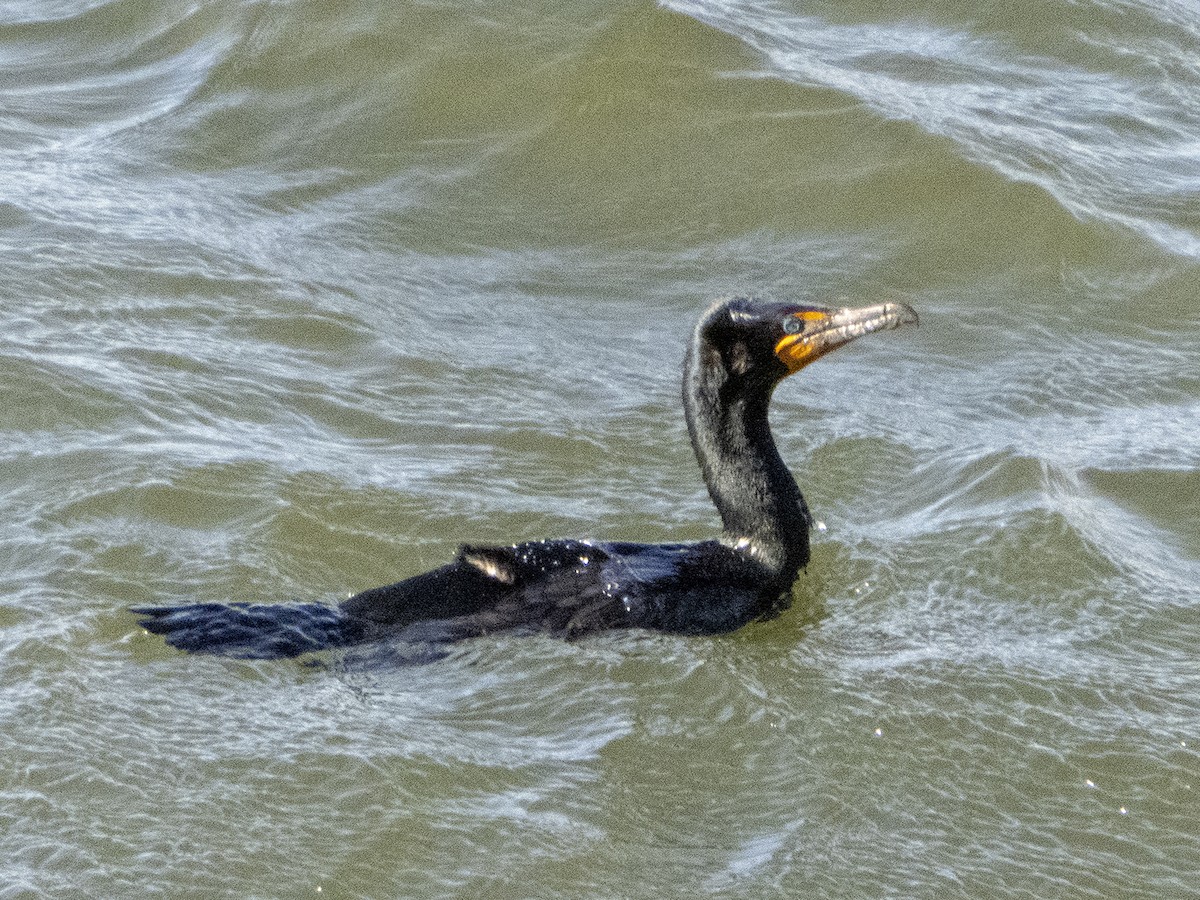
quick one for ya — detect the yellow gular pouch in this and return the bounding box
[774,302,919,374]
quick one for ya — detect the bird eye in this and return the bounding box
[782,317,804,335]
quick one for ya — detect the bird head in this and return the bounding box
[697,296,919,385]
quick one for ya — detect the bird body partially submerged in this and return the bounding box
[135,297,917,659]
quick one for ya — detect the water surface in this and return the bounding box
[1,0,1198,896]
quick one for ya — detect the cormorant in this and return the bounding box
[134,297,917,658]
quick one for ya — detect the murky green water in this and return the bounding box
[2,0,1198,896]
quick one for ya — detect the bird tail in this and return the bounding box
[133,602,362,659]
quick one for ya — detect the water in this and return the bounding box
[1,0,1198,896]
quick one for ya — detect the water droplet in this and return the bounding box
[873,727,883,737]
[1085,779,1095,788]
[1119,806,1128,815]
[815,520,827,532]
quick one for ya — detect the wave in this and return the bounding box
[665,0,1200,258]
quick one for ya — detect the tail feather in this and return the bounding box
[133,602,361,659]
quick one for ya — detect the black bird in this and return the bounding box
[134,297,917,658]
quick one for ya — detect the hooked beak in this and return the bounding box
[774,301,919,373]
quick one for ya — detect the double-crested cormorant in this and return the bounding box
[135,297,917,658]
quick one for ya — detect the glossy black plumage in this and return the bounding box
[134,296,916,659]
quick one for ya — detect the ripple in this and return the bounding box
[0,1,236,151]
[668,0,1200,258]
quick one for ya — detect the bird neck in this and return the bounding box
[683,343,811,584]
